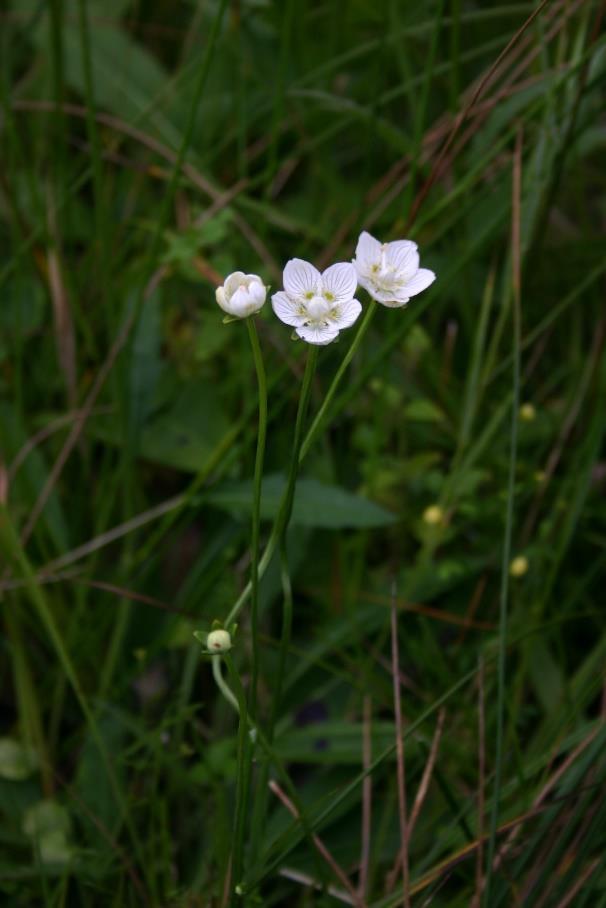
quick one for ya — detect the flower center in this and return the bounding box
[306,295,331,323]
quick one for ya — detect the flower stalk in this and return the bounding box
[245,317,267,715]
[223,652,250,904]
[271,346,318,725]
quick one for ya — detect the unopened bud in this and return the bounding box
[206,629,232,653]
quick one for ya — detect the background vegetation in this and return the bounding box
[1,0,605,905]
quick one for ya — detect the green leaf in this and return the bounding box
[205,475,397,528]
[404,398,445,422]
[90,376,229,472]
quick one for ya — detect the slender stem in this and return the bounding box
[299,301,376,462]
[245,318,267,715]
[225,306,373,627]
[248,346,318,870]
[270,344,317,724]
[210,656,323,892]
[271,542,294,737]
[76,0,104,257]
[237,318,268,885]
[483,130,522,905]
[223,654,250,905]
[212,655,239,713]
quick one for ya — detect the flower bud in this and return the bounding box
[509,555,529,578]
[423,504,444,526]
[206,629,232,653]
[216,272,266,318]
[519,403,536,422]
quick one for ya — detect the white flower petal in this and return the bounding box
[223,271,247,296]
[357,275,409,306]
[229,287,252,317]
[375,295,409,308]
[321,262,358,304]
[331,298,362,329]
[296,323,340,345]
[283,259,321,300]
[246,279,267,310]
[403,268,436,297]
[272,291,306,327]
[354,231,382,268]
[386,240,419,278]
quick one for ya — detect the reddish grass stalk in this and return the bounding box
[387,710,445,890]
[408,709,445,838]
[269,780,364,908]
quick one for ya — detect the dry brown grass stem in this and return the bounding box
[386,709,446,892]
[269,779,364,907]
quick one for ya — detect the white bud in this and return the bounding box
[206,629,232,653]
[216,272,266,318]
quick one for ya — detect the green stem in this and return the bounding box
[483,264,521,899]
[211,655,323,894]
[223,653,250,905]
[237,317,268,887]
[247,346,317,872]
[246,318,267,715]
[299,301,376,462]
[76,0,105,261]
[225,306,374,627]
[279,346,318,529]
[269,344,317,724]
[271,543,294,738]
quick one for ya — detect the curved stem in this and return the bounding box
[212,654,239,713]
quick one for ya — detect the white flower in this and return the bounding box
[353,231,436,307]
[271,259,362,345]
[216,271,267,318]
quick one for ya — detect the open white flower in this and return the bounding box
[216,271,267,318]
[271,259,361,345]
[353,231,436,307]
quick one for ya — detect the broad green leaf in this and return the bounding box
[404,398,445,422]
[206,475,398,528]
